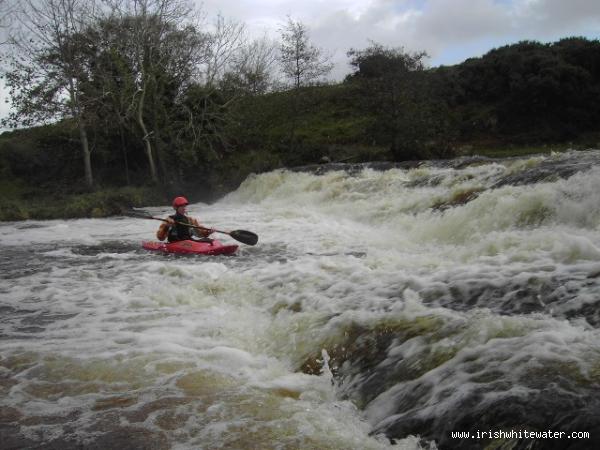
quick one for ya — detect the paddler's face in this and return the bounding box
[176,205,187,215]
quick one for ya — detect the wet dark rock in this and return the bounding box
[0,407,22,423]
[336,325,600,449]
[14,223,45,230]
[269,300,303,315]
[288,152,600,205]
[289,160,424,175]
[432,188,484,210]
[70,241,136,256]
[491,151,598,188]
[300,317,446,405]
[22,312,79,327]
[375,390,600,450]
[92,395,138,411]
[418,272,600,326]
[447,156,495,169]
[20,410,81,426]
[305,306,600,449]
[0,424,42,450]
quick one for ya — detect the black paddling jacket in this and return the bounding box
[156,214,210,242]
[167,213,193,242]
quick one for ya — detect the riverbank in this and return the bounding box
[0,185,167,222]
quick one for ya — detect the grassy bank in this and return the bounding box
[0,184,168,222]
[456,131,600,159]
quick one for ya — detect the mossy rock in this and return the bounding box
[0,202,30,221]
[91,207,106,218]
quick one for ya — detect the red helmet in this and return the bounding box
[172,196,189,208]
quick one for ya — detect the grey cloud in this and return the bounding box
[416,0,511,41]
[309,0,600,75]
[512,0,600,34]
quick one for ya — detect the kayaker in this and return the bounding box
[156,196,214,243]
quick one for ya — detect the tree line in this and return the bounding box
[1,0,600,198]
[1,0,333,191]
[229,36,600,167]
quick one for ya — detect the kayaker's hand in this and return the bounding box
[205,228,215,236]
[166,218,175,227]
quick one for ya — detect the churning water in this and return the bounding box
[2,150,600,449]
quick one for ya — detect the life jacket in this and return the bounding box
[167,213,193,242]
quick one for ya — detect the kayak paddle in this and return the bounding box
[140,214,258,246]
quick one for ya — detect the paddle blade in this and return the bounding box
[229,229,258,246]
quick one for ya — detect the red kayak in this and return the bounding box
[142,239,238,256]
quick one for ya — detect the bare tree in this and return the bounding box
[278,16,332,89]
[1,1,15,43]
[276,17,332,153]
[203,14,245,88]
[3,0,98,187]
[102,0,205,183]
[231,35,278,94]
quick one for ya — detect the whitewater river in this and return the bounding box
[2,150,600,449]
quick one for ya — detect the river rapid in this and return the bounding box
[2,150,600,449]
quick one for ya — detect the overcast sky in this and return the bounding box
[197,0,600,74]
[1,0,600,126]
